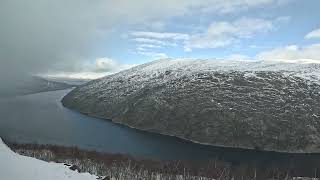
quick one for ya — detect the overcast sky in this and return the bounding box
[1,0,320,80]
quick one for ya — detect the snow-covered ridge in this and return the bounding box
[103,58,320,84]
[83,58,320,99]
[0,138,97,180]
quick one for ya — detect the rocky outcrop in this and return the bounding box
[62,59,320,153]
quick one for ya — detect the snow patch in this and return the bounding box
[0,138,97,180]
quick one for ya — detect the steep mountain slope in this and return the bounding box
[62,59,320,152]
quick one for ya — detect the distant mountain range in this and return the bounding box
[62,59,320,153]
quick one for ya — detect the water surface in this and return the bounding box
[0,89,226,160]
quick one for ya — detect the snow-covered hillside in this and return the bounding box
[62,58,320,153]
[0,138,97,180]
[107,58,320,84]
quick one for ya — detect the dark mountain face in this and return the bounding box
[62,59,320,152]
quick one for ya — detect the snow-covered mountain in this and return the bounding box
[0,138,97,180]
[62,59,320,153]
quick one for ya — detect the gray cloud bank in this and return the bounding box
[0,0,99,85]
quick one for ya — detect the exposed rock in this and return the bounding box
[69,164,81,172]
[62,59,320,153]
[102,176,110,180]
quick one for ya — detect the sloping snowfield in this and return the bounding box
[0,138,97,180]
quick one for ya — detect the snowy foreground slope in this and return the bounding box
[62,59,320,153]
[0,138,97,180]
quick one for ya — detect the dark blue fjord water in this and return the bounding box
[1,89,320,171]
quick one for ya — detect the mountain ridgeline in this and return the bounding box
[62,59,320,153]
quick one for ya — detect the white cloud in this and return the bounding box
[104,0,287,25]
[51,57,135,79]
[136,51,168,58]
[133,38,177,46]
[181,0,288,15]
[256,44,320,63]
[305,28,320,39]
[138,44,162,48]
[45,57,137,79]
[133,38,165,45]
[131,17,277,56]
[131,31,189,40]
[92,58,136,73]
[136,47,147,52]
[45,72,112,80]
[131,32,183,58]
[185,17,274,50]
